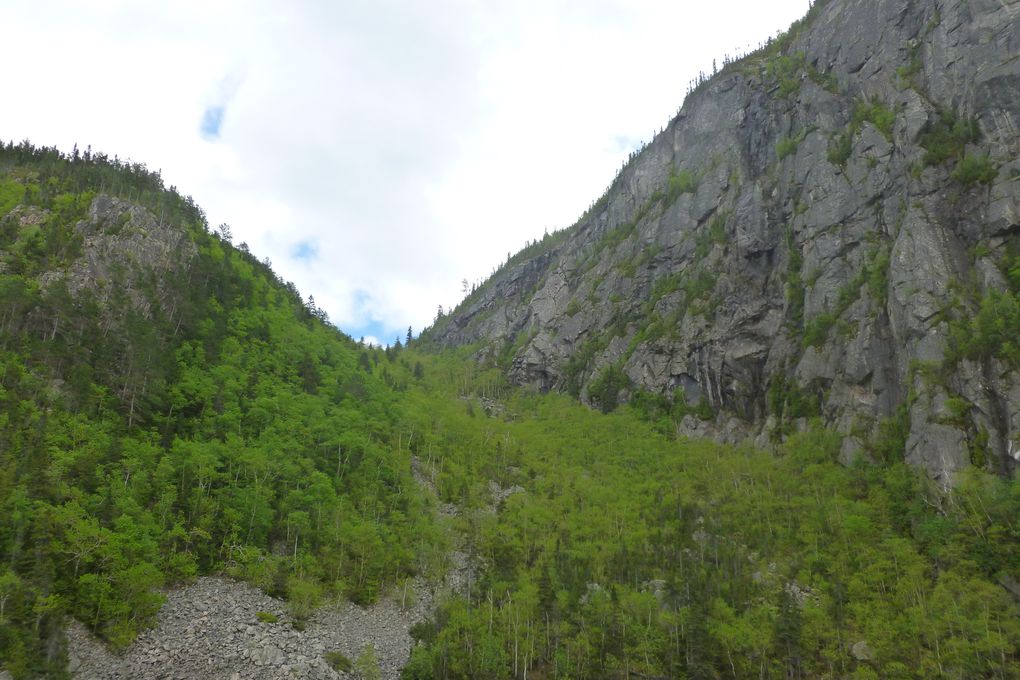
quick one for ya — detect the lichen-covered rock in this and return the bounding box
[426,0,1020,481]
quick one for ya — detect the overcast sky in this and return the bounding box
[2,0,809,345]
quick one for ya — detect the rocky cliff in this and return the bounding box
[425,0,1020,483]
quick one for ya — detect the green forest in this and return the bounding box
[1,143,1019,679]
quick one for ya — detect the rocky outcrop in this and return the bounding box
[426,0,1020,483]
[52,194,197,317]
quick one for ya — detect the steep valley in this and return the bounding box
[2,0,1020,678]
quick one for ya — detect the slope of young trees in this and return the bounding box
[0,142,441,677]
[398,354,1020,680]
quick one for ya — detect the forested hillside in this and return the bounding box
[400,353,1020,679]
[0,142,441,677]
[1,143,1019,679]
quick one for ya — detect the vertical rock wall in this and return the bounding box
[427,0,1020,483]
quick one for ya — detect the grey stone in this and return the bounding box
[425,0,1020,478]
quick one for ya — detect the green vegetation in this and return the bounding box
[629,390,715,432]
[945,244,1020,370]
[595,214,640,255]
[827,132,853,166]
[0,142,440,675]
[665,167,699,205]
[952,153,998,187]
[355,644,382,680]
[496,328,536,371]
[784,226,806,328]
[685,0,837,102]
[587,363,630,413]
[614,258,637,279]
[768,53,807,98]
[898,10,942,88]
[626,312,672,358]
[255,611,279,624]
[897,45,923,86]
[767,373,821,422]
[643,267,719,327]
[802,311,837,349]
[325,650,353,673]
[866,245,891,301]
[827,100,897,167]
[948,288,1020,368]
[563,336,608,398]
[589,166,698,267]
[0,178,24,218]
[763,52,838,99]
[919,108,981,166]
[871,402,912,464]
[498,227,572,274]
[399,363,1020,678]
[851,100,896,141]
[801,244,890,348]
[937,246,1020,469]
[776,134,800,161]
[2,141,1019,680]
[695,210,730,258]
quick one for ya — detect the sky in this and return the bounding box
[1,0,810,346]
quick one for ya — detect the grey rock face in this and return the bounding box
[29,194,198,318]
[426,0,1020,482]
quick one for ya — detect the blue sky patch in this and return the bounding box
[346,320,399,347]
[291,240,319,261]
[200,106,225,139]
[341,289,406,346]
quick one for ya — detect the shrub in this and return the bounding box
[803,313,836,348]
[768,374,820,421]
[666,169,699,203]
[827,99,896,168]
[852,101,896,141]
[919,108,980,165]
[563,338,604,397]
[355,644,382,680]
[827,133,852,166]
[695,212,729,257]
[952,153,997,186]
[325,650,353,673]
[776,135,800,161]
[767,52,807,98]
[674,393,714,421]
[286,576,323,621]
[588,364,630,413]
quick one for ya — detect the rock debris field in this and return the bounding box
[65,456,500,679]
[67,574,433,680]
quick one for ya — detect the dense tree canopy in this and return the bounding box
[399,356,1020,679]
[0,142,439,676]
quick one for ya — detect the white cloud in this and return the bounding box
[0,0,811,340]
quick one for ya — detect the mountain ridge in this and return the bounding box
[424,0,1020,484]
